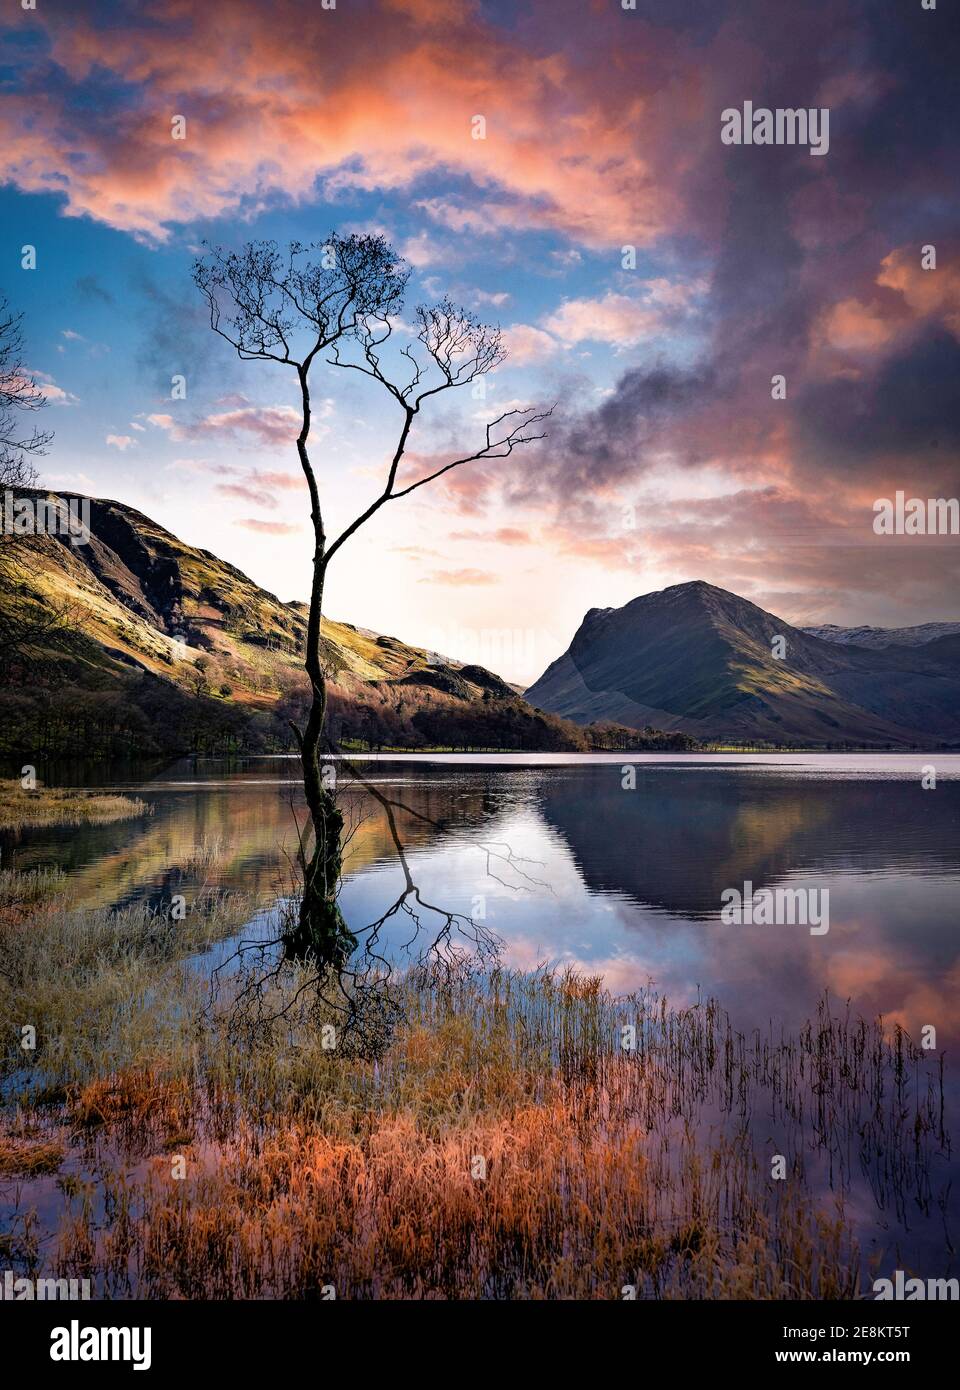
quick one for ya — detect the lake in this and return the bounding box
[3,750,958,1283]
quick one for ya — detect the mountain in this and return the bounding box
[524,581,960,747]
[802,622,960,649]
[535,762,960,919]
[0,490,590,757]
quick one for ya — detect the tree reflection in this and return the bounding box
[210,748,545,1056]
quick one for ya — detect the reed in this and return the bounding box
[1,895,947,1298]
[0,1136,66,1175]
[0,865,67,908]
[0,779,150,829]
[178,836,230,871]
[0,887,257,1086]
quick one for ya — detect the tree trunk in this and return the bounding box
[286,558,356,967]
[285,366,356,969]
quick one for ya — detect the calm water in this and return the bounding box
[7,753,959,1031]
[4,752,959,1279]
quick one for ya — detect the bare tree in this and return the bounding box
[194,236,550,971]
[210,753,546,1057]
[0,296,51,476]
[0,295,55,670]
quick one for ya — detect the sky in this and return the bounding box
[0,0,957,685]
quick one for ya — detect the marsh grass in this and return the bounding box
[0,1135,66,1175]
[0,887,949,1298]
[0,779,150,829]
[0,865,67,908]
[0,887,257,1086]
[178,836,230,871]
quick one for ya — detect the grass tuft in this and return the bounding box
[0,779,150,830]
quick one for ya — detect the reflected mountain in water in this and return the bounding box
[5,757,959,930]
[533,762,960,918]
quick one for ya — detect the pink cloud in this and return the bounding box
[418,568,498,586]
[235,518,302,535]
[148,403,303,448]
[542,292,664,348]
[216,482,277,508]
[449,526,530,545]
[0,0,687,247]
[876,248,960,337]
[816,298,898,354]
[194,405,302,446]
[502,324,559,366]
[22,370,78,406]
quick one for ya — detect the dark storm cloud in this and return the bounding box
[531,0,959,523]
[542,364,718,496]
[796,330,960,480]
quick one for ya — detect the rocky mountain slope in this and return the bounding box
[0,490,583,756]
[802,621,960,649]
[525,581,960,747]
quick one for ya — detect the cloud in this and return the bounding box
[473,290,510,308]
[416,199,510,239]
[30,370,79,405]
[106,433,136,450]
[215,470,302,507]
[146,413,177,433]
[235,518,302,535]
[390,544,446,558]
[133,271,228,393]
[399,231,450,269]
[449,526,530,545]
[168,456,217,472]
[247,469,302,490]
[472,0,960,625]
[876,248,960,338]
[3,0,957,627]
[538,277,706,352]
[0,0,685,246]
[550,249,583,269]
[41,469,99,493]
[542,293,664,349]
[502,325,559,366]
[74,274,114,304]
[197,406,302,446]
[216,482,277,507]
[815,298,898,354]
[57,328,108,358]
[418,568,498,586]
[147,401,309,448]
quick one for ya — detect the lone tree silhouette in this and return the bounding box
[194,235,550,971]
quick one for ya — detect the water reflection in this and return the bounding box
[3,753,958,1281]
[4,756,959,1042]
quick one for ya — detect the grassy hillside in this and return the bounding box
[527,580,960,748]
[0,491,680,757]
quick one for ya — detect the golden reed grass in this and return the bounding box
[0,895,947,1300]
[0,778,150,830]
[0,865,66,909]
[0,1136,66,1175]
